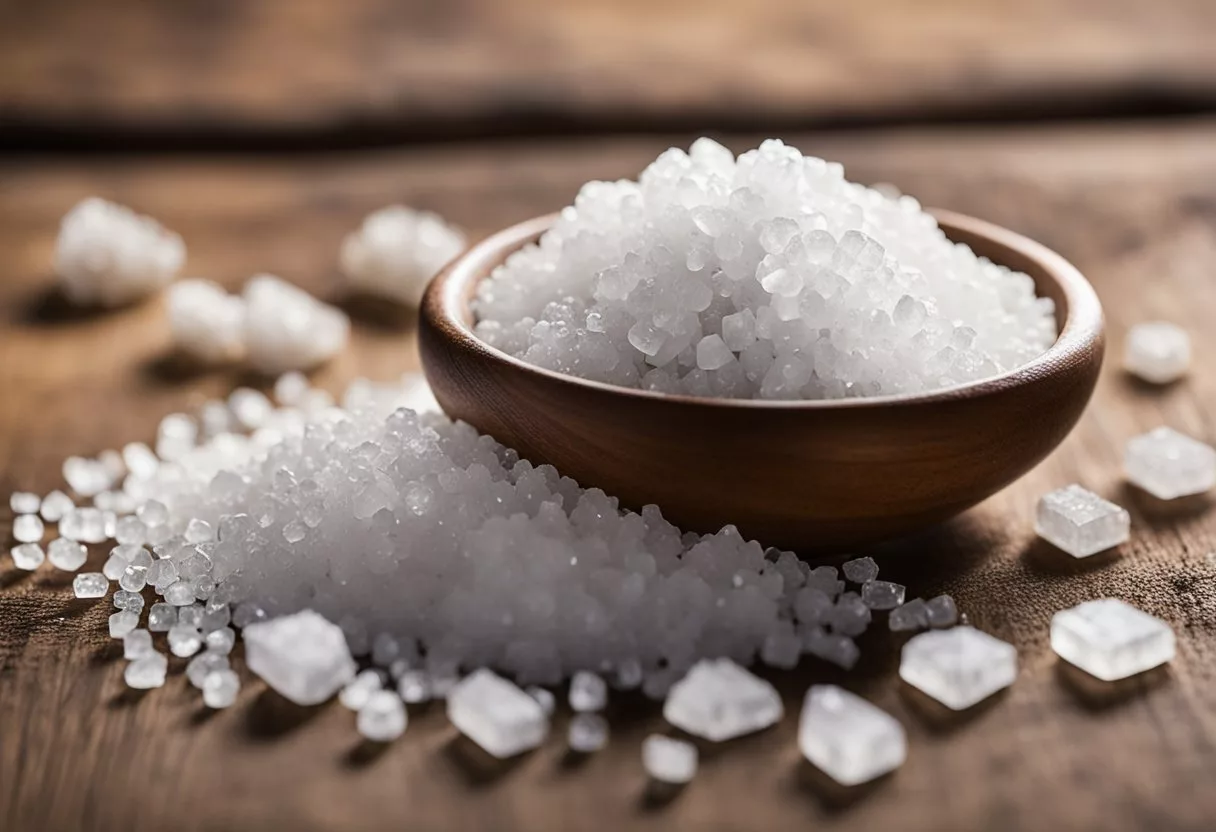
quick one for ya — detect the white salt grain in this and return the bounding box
[841,556,879,584]
[73,572,108,598]
[242,275,349,374]
[123,629,154,660]
[447,669,549,758]
[397,670,432,704]
[900,627,1017,710]
[187,652,231,688]
[663,659,782,741]
[1124,427,1216,500]
[11,543,45,570]
[10,492,41,514]
[202,669,241,708]
[357,691,408,741]
[889,598,929,632]
[568,713,609,753]
[569,671,608,712]
[861,580,905,610]
[340,669,384,711]
[340,205,466,306]
[109,610,140,639]
[168,624,203,658]
[13,514,44,543]
[125,652,169,689]
[167,279,247,364]
[1035,485,1130,558]
[242,610,357,705]
[526,686,556,716]
[642,735,697,784]
[39,490,74,522]
[1051,598,1174,681]
[799,685,906,785]
[48,538,87,571]
[148,602,177,631]
[1124,322,1189,384]
[925,595,959,629]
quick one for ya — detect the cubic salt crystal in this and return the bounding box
[340,205,466,306]
[642,735,697,784]
[119,564,147,592]
[1051,598,1174,681]
[73,572,108,598]
[827,592,872,636]
[125,652,169,689]
[925,595,959,628]
[11,543,45,570]
[242,274,350,374]
[799,685,906,785]
[47,538,88,571]
[861,580,905,610]
[13,514,44,543]
[569,671,608,712]
[187,651,230,688]
[889,598,930,632]
[663,659,782,741]
[168,624,203,657]
[447,669,549,758]
[202,669,241,708]
[526,686,556,715]
[55,197,184,307]
[1035,485,1130,558]
[841,556,879,584]
[1124,321,1189,384]
[1124,427,1216,500]
[166,279,247,364]
[109,610,140,638]
[568,713,609,753]
[205,627,236,655]
[340,669,384,711]
[357,690,408,741]
[805,629,860,669]
[123,629,154,659]
[397,670,432,704]
[900,626,1018,709]
[39,490,74,522]
[242,609,357,706]
[10,492,41,514]
[164,580,196,606]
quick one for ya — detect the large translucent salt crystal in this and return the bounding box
[841,556,878,584]
[1051,598,1174,681]
[125,652,168,689]
[889,598,929,632]
[799,685,906,785]
[340,669,384,711]
[861,580,905,610]
[203,669,241,708]
[1124,427,1216,500]
[1035,485,1130,558]
[447,669,549,758]
[1124,321,1189,384]
[642,735,697,784]
[242,609,357,705]
[340,205,466,306]
[357,690,408,741]
[568,713,609,752]
[10,492,41,514]
[39,490,74,522]
[10,543,45,571]
[473,139,1056,400]
[55,197,185,307]
[167,279,247,364]
[242,274,350,374]
[925,595,959,629]
[663,658,783,741]
[13,514,44,543]
[569,671,608,712]
[73,572,108,598]
[899,627,1017,709]
[123,629,154,660]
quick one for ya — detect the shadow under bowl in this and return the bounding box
[420,209,1104,551]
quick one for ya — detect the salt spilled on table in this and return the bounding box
[899,627,1018,710]
[799,685,906,785]
[1124,321,1189,384]
[663,658,783,741]
[242,609,357,706]
[1051,598,1174,681]
[447,669,549,759]
[340,205,466,306]
[642,735,698,784]
[1124,427,1216,501]
[474,138,1056,400]
[1035,484,1129,558]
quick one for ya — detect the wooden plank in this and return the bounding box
[4,122,1216,830]
[2,0,1216,141]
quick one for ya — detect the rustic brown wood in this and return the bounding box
[3,0,1216,140]
[4,122,1216,830]
[420,210,1104,549]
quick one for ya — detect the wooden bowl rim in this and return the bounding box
[424,208,1103,410]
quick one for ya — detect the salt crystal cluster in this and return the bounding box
[55,197,185,307]
[474,139,1056,400]
[1124,427,1216,500]
[1124,322,1189,384]
[1035,485,1130,558]
[1051,598,1174,681]
[798,685,906,785]
[340,205,466,306]
[166,279,247,364]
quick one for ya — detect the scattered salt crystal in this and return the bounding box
[841,556,879,584]
[900,626,1017,709]
[1035,485,1130,558]
[1124,321,1189,384]
[125,652,169,689]
[164,580,196,606]
[827,592,872,636]
[663,659,782,741]
[109,610,140,639]
[925,595,959,628]
[861,580,906,610]
[10,492,41,514]
[1124,427,1216,500]
[202,668,241,708]
[243,610,356,705]
[340,205,466,306]
[642,735,697,784]
[13,514,44,543]
[806,566,845,598]
[1051,598,1174,681]
[47,538,87,571]
[242,274,350,374]
[167,279,247,364]
[186,652,231,688]
[123,629,154,660]
[273,371,310,407]
[184,518,214,544]
[526,686,556,715]
[113,590,144,612]
[340,669,384,711]
[136,499,169,528]
[228,388,273,430]
[799,685,906,785]
[804,629,860,669]
[568,713,609,753]
[889,598,930,632]
[10,543,45,570]
[447,669,549,758]
[148,602,177,631]
[39,490,73,522]
[178,605,203,629]
[569,671,608,712]
[55,197,184,307]
[119,564,148,592]
[123,443,160,480]
[357,690,408,741]
[168,624,203,658]
[62,457,111,498]
[397,670,432,704]
[114,516,147,546]
[73,572,108,598]
[205,627,236,655]
[794,587,834,625]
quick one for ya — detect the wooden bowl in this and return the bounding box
[420,210,1104,551]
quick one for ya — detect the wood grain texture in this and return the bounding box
[4,122,1216,830]
[2,0,1216,140]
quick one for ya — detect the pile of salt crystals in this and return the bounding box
[340,205,467,306]
[474,138,1057,400]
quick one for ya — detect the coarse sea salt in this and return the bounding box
[167,279,247,364]
[663,658,783,741]
[340,205,466,306]
[474,139,1055,400]
[899,627,1017,710]
[1035,485,1130,558]
[1124,321,1189,384]
[1124,427,1216,500]
[1051,598,1174,681]
[799,685,906,785]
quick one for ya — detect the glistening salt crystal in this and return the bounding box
[1124,427,1216,500]
[11,543,45,571]
[799,685,906,785]
[10,492,41,514]
[357,690,408,741]
[242,274,349,374]
[642,735,697,784]
[1124,322,1189,384]
[1035,485,1130,558]
[242,609,357,705]
[447,669,549,758]
[663,658,783,741]
[340,205,466,306]
[1051,598,1174,681]
[899,627,1017,709]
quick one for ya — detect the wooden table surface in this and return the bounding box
[3,2,1216,830]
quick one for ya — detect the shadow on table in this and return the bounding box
[13,282,135,327]
[1055,660,1171,711]
[243,687,328,741]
